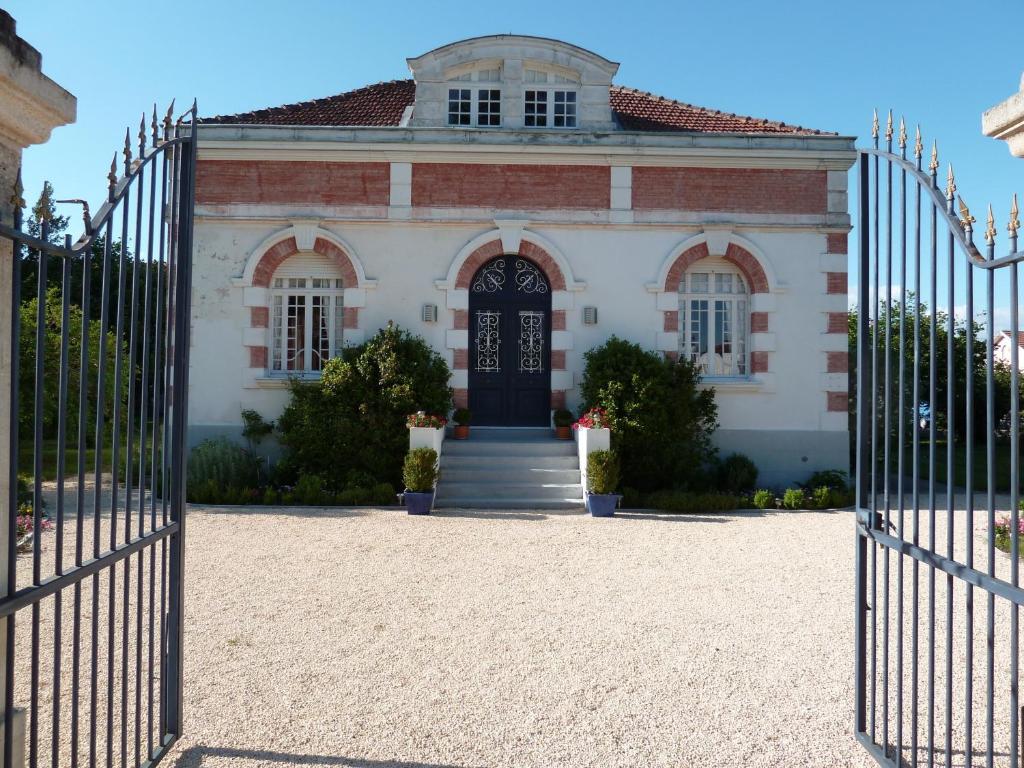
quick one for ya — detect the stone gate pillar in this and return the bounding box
[0,11,75,766]
[983,73,1024,156]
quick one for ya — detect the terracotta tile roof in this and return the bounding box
[608,86,829,135]
[203,80,417,126]
[203,79,830,136]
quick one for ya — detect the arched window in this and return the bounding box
[678,259,748,377]
[269,252,345,375]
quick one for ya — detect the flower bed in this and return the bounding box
[995,514,1024,556]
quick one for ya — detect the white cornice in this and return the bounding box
[197,140,855,170]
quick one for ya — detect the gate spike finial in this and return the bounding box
[985,205,997,244]
[957,196,975,231]
[10,167,25,212]
[151,104,159,146]
[914,125,923,159]
[108,153,118,198]
[929,140,939,173]
[898,116,907,150]
[163,99,175,139]
[872,109,879,139]
[123,127,132,175]
[885,110,894,142]
[138,113,147,156]
[946,165,956,200]
[1010,193,1020,235]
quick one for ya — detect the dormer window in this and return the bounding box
[523,69,578,128]
[447,66,502,127]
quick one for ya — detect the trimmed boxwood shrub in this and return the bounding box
[782,488,808,510]
[277,324,452,489]
[403,448,438,492]
[586,450,620,494]
[579,337,718,492]
[753,489,775,510]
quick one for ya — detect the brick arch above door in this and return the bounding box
[437,225,584,411]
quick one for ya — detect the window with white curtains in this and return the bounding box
[678,260,748,377]
[268,253,345,375]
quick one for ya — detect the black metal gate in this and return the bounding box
[0,102,196,767]
[856,112,1023,766]
[468,255,552,426]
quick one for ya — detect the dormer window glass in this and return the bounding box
[447,67,502,127]
[525,89,576,128]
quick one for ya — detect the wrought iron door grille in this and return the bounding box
[855,112,1024,768]
[0,102,196,768]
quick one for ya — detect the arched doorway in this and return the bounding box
[468,255,552,426]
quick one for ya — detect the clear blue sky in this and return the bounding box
[7,0,1024,312]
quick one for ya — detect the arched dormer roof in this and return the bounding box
[406,35,620,130]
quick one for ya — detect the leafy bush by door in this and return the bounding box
[276,324,452,489]
[579,337,718,492]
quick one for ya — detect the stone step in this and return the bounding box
[436,482,583,501]
[440,454,580,470]
[433,497,585,510]
[443,440,577,458]
[439,467,581,484]
[452,427,555,441]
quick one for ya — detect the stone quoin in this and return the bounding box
[189,34,856,486]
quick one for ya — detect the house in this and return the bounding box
[190,34,856,487]
[995,330,1024,370]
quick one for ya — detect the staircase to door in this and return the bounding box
[434,428,583,509]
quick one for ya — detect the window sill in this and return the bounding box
[698,377,764,392]
[252,374,322,389]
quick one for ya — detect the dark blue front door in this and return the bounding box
[468,256,552,426]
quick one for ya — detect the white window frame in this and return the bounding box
[270,275,345,377]
[446,68,502,127]
[524,88,577,128]
[678,266,749,378]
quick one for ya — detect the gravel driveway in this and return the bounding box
[163,505,871,768]
[17,494,1019,767]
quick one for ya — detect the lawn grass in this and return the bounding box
[906,439,1019,493]
[18,434,154,483]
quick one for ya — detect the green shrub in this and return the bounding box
[645,490,743,513]
[782,488,808,510]
[620,486,644,508]
[453,407,471,426]
[586,450,620,494]
[811,486,833,510]
[371,482,398,505]
[186,439,260,502]
[804,469,849,491]
[716,453,759,493]
[241,409,275,446]
[553,409,574,428]
[261,487,281,505]
[403,448,438,492]
[277,324,452,489]
[579,337,718,492]
[753,489,775,510]
[292,474,326,505]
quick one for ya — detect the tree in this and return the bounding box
[276,324,453,488]
[579,337,719,492]
[18,287,130,442]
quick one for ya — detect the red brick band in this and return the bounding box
[826,351,849,373]
[826,391,848,412]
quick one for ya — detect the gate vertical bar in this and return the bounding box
[856,151,871,737]
[164,110,195,741]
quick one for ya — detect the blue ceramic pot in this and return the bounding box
[586,493,621,517]
[404,490,434,515]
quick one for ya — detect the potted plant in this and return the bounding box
[553,409,573,439]
[403,447,438,515]
[585,449,621,518]
[452,407,471,440]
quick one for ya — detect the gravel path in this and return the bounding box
[15,492,1022,767]
[167,505,871,768]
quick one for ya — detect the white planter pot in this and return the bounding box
[576,426,611,490]
[409,426,445,456]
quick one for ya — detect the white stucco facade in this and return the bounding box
[189,35,857,487]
